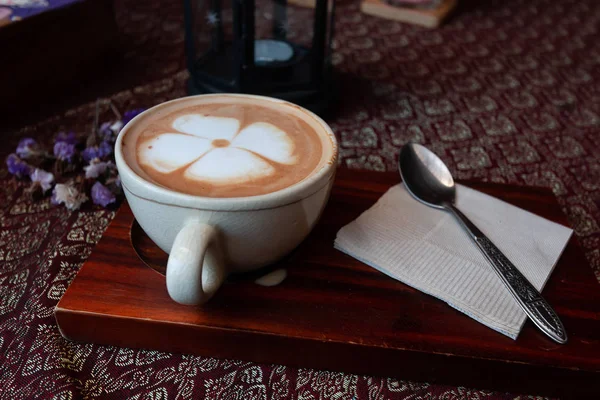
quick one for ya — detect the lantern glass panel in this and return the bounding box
[253,0,315,63]
[189,0,237,87]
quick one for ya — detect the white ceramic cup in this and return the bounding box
[115,94,338,305]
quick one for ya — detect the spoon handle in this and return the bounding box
[445,203,568,344]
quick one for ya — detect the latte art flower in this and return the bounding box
[139,114,298,185]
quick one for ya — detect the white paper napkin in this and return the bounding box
[334,183,573,339]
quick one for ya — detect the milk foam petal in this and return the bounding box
[185,148,275,185]
[232,122,297,165]
[173,115,239,140]
[139,134,212,173]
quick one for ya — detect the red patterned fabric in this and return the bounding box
[1,0,599,398]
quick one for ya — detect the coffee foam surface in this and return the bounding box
[127,98,328,198]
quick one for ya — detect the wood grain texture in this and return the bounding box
[55,169,600,398]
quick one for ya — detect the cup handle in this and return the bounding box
[166,222,226,305]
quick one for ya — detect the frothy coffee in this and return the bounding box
[124,96,329,198]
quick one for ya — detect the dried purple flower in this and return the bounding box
[122,109,145,125]
[16,138,40,159]
[99,121,124,142]
[53,141,76,162]
[56,131,78,145]
[82,148,99,162]
[6,154,33,178]
[82,141,112,162]
[99,140,113,157]
[82,147,100,162]
[84,160,111,179]
[52,183,88,211]
[91,181,116,207]
[30,168,55,193]
[99,122,112,139]
[110,120,124,134]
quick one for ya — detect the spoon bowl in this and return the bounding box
[399,143,455,209]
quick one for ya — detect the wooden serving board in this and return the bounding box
[55,169,600,398]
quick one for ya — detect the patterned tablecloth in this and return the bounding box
[1,0,599,398]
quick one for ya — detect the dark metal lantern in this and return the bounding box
[183,0,335,114]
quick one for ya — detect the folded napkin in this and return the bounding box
[334,183,573,339]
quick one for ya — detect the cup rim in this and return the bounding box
[115,94,338,211]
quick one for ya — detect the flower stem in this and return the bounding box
[86,99,101,148]
[108,100,122,120]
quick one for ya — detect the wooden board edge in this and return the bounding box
[54,306,598,399]
[360,0,457,28]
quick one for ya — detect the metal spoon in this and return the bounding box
[399,143,567,344]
